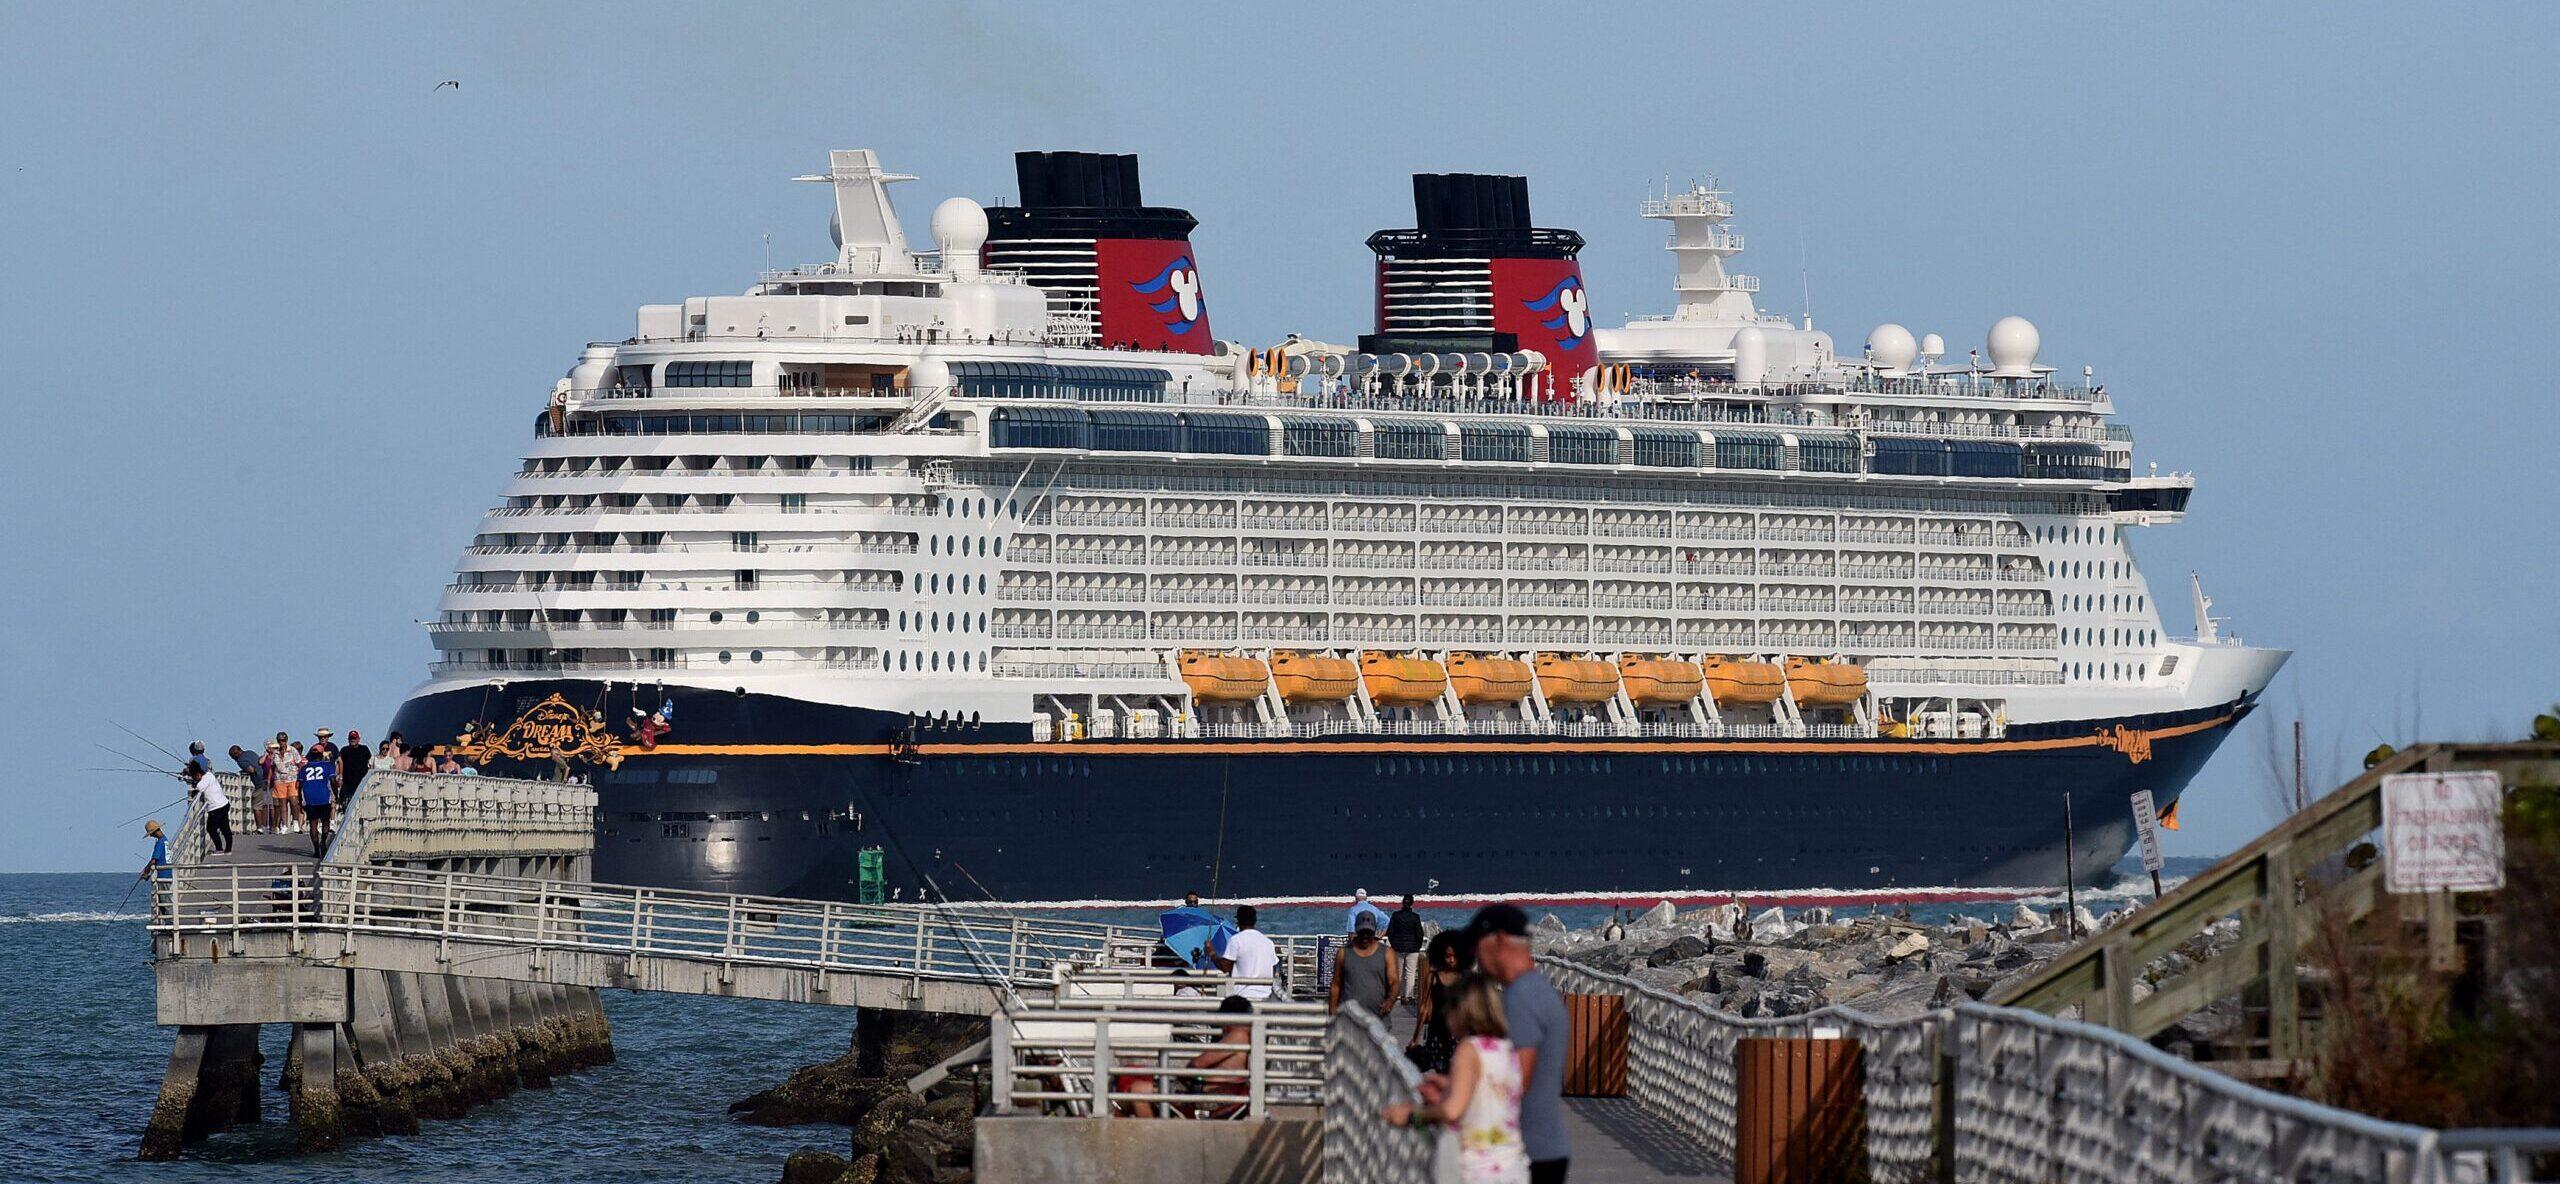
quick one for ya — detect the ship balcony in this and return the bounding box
[1661,227,1744,252]
[1641,194,1735,219]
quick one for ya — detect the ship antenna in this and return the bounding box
[1798,235,1813,330]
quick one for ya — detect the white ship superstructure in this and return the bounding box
[397,149,2285,902]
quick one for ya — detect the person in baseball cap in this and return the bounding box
[1455,903,1571,1178]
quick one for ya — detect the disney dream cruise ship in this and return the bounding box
[390,149,2287,903]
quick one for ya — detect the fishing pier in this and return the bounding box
[143,747,2560,1182]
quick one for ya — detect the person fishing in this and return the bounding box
[189,763,233,855]
[137,820,171,882]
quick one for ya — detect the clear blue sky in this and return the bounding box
[4,3,2554,873]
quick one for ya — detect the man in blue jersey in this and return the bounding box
[299,741,340,857]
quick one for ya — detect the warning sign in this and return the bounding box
[2381,771,2506,893]
[2129,790,2166,874]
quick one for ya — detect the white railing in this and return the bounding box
[323,770,595,865]
[1322,1009,1438,1184]
[991,995,1328,1120]
[151,861,1154,991]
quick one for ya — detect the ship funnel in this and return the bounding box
[982,151,1212,353]
[1362,172,1596,398]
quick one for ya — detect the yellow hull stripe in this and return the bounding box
[632,711,2234,760]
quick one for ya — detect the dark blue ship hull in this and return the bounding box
[390,681,2252,903]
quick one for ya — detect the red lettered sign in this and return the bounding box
[1490,257,1598,397]
[1095,238,1213,354]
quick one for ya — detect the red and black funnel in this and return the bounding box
[1363,173,1596,393]
[983,152,1212,354]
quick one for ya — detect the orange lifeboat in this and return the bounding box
[1618,655,1706,705]
[1448,653,1534,704]
[1179,651,1269,703]
[1703,656,1785,705]
[1360,652,1448,706]
[1786,657,1868,707]
[1270,651,1358,702]
[1534,654,1620,704]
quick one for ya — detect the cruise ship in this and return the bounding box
[389,148,2287,904]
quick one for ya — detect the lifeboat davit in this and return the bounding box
[1360,652,1448,707]
[1271,651,1358,702]
[1535,654,1620,704]
[1786,657,1869,707]
[1448,653,1534,704]
[1179,651,1269,703]
[1619,655,1706,705]
[1703,657,1785,705]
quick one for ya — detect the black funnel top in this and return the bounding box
[1016,151,1146,209]
[1369,171,1581,259]
[1412,173,1533,232]
[986,150,1196,240]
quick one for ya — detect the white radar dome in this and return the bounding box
[1732,325,1769,387]
[1987,316,2041,376]
[1919,332,1946,361]
[1866,323,1917,376]
[931,197,989,271]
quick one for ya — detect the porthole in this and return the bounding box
[898,611,908,630]
[928,536,937,555]
[709,610,724,624]
[719,650,733,664]
[930,652,941,671]
[745,610,760,623]
[750,650,764,663]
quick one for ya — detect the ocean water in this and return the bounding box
[0,859,2206,1180]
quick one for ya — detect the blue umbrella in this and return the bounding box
[1158,906,1235,970]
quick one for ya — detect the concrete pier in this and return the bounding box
[140,771,613,1159]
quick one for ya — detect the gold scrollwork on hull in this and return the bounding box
[463,693,625,770]
[2093,723,2154,765]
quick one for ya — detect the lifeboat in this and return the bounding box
[1618,655,1706,706]
[1534,654,1620,704]
[1448,653,1534,704]
[1703,657,1784,705]
[1178,651,1269,703]
[1270,651,1358,702]
[1360,652,1448,706]
[1786,657,1869,707]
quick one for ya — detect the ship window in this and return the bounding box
[1629,428,1701,469]
[1949,440,2024,479]
[1545,426,1617,466]
[1459,423,1532,463]
[719,650,733,663]
[1869,436,1950,476]
[1713,432,1783,471]
[953,361,1062,399]
[1090,409,1183,453]
[1282,417,1359,458]
[666,360,752,388]
[750,650,763,663]
[1056,364,1170,402]
[1372,420,1446,461]
[1180,413,1271,456]
[1793,435,1856,473]
[988,406,1090,450]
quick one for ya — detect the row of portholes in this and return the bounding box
[907,710,984,730]
[707,610,761,624]
[716,650,764,663]
[2037,524,2118,545]
[2056,560,2130,581]
[933,498,1006,520]
[2065,626,2159,647]
[925,572,988,595]
[899,611,988,633]
[926,535,997,557]
[2067,662,2148,681]
[2063,593,2146,614]
[894,650,982,672]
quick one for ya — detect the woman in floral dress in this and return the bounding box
[1382,975,1527,1184]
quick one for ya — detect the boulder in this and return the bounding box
[782,1149,850,1184]
[1638,900,1679,928]
[2010,903,2044,932]
[1651,935,1712,965]
[1534,913,1568,933]
[1884,931,1931,962]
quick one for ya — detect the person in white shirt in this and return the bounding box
[1215,905,1279,1001]
[191,766,233,855]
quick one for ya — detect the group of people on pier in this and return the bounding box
[139,728,482,875]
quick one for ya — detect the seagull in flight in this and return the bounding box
[432,80,459,92]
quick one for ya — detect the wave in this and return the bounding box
[0,910,146,925]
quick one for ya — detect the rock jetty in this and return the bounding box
[1536,898,2235,1023]
[738,1008,987,1184]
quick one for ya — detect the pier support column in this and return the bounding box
[138,1023,263,1160]
[386,971,461,1119]
[290,1023,344,1153]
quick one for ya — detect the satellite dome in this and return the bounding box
[1987,316,2041,376]
[1919,332,1946,361]
[829,209,843,250]
[1733,325,1770,387]
[931,198,989,275]
[1866,323,1917,376]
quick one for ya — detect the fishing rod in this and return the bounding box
[120,796,191,827]
[110,721,189,766]
[95,742,182,778]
